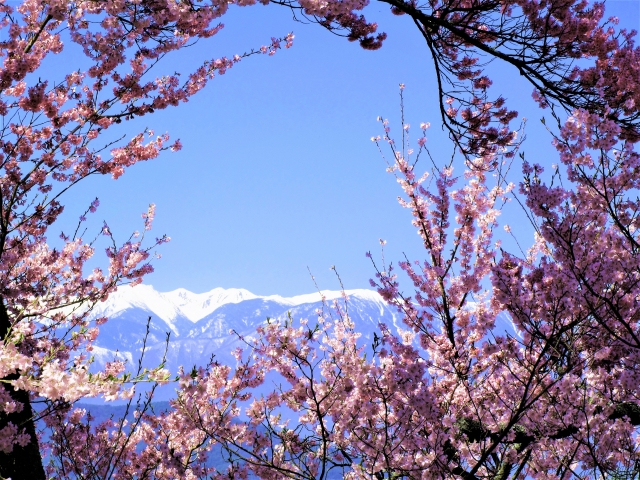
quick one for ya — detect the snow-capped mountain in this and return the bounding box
[87,285,401,383]
[87,284,260,334]
[81,285,518,402]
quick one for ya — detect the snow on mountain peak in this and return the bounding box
[263,289,386,307]
[161,287,258,322]
[91,284,388,325]
[89,284,182,327]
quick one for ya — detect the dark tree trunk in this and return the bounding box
[0,375,46,480]
[0,300,46,480]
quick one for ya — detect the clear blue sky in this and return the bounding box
[59,0,640,296]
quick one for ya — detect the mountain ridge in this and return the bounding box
[79,285,516,402]
[89,284,389,326]
[86,285,400,390]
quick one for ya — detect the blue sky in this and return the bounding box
[59,0,640,296]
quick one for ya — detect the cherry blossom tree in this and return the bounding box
[2,0,640,478]
[0,0,293,478]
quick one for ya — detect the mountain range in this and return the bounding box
[83,284,516,401]
[86,285,401,386]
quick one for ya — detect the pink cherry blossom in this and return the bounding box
[2,0,640,478]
